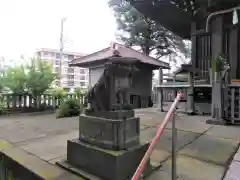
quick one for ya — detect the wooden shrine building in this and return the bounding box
[130,0,240,124]
[70,42,169,109]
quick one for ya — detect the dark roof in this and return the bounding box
[130,0,240,38]
[131,0,192,38]
[70,43,169,69]
[174,63,200,74]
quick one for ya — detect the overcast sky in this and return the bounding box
[0,0,116,62]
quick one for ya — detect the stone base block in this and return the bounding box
[85,110,135,119]
[65,139,151,180]
[79,115,140,150]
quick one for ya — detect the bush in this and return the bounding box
[56,99,81,118]
[51,88,67,101]
[0,102,6,115]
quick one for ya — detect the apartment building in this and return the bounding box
[36,48,88,89]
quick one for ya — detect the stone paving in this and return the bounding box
[136,108,240,180]
[0,109,239,180]
[224,146,240,180]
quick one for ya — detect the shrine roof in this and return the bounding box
[69,43,169,69]
[175,63,200,74]
[130,0,240,38]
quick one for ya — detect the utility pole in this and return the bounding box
[59,17,67,87]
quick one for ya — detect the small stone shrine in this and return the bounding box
[58,55,157,180]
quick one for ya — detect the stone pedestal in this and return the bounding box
[58,110,156,180]
[79,112,140,150]
[66,139,150,180]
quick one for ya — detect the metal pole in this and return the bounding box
[59,17,66,87]
[172,108,177,180]
[131,93,182,180]
[206,5,240,32]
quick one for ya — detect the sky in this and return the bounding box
[0,0,117,63]
[0,0,188,76]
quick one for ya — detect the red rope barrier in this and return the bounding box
[131,93,183,180]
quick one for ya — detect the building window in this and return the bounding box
[55,67,60,74]
[80,75,85,80]
[49,52,54,57]
[80,69,85,74]
[80,82,86,87]
[56,53,60,59]
[68,67,74,73]
[68,81,74,86]
[55,60,60,65]
[64,54,68,59]
[68,55,74,60]
[68,75,74,80]
[43,52,48,56]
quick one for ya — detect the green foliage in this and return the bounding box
[56,99,81,118]
[2,65,26,94]
[74,88,86,98]
[51,87,67,100]
[212,54,227,73]
[25,58,57,98]
[108,0,189,58]
[0,73,5,93]
[0,102,6,115]
[1,57,56,96]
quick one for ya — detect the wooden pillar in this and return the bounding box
[229,27,238,79]
[157,68,164,111]
[211,15,224,119]
[188,22,196,114]
[187,72,195,114]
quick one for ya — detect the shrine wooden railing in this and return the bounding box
[152,82,212,114]
[0,93,85,113]
[152,82,212,103]
[224,84,240,123]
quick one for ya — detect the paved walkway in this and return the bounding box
[0,109,239,180]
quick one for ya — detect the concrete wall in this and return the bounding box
[0,152,42,180]
[0,139,79,180]
[89,66,105,87]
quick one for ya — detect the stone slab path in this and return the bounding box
[224,146,240,180]
[0,108,239,180]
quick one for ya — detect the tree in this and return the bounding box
[3,65,26,94]
[25,58,57,99]
[74,88,86,98]
[0,71,5,93]
[109,0,189,58]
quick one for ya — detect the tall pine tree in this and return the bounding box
[109,0,190,59]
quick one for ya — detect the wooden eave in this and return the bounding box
[69,43,170,69]
[130,0,240,38]
[174,63,200,74]
[131,0,192,38]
